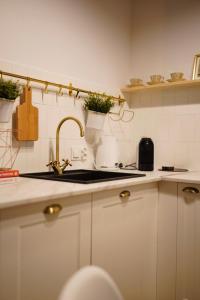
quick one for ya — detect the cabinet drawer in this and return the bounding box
[0,194,91,224]
[92,182,158,204]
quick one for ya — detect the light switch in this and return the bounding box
[81,147,87,161]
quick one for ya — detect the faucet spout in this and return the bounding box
[56,116,84,163]
[47,116,84,175]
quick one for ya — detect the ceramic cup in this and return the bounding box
[170,72,184,81]
[130,78,143,86]
[150,75,164,84]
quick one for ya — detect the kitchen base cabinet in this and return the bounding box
[2,179,199,300]
[0,195,91,300]
[176,183,200,300]
[157,182,200,300]
[157,181,178,300]
[92,183,158,300]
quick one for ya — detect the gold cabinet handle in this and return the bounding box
[43,204,62,215]
[182,187,199,194]
[120,190,131,199]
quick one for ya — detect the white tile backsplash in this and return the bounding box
[176,114,196,142]
[195,114,200,142]
[130,86,200,170]
[38,104,48,139]
[1,60,200,172]
[155,141,176,168]
[1,63,134,172]
[155,113,170,142]
[32,89,43,105]
[174,142,189,169]
[187,142,200,171]
[42,92,57,106]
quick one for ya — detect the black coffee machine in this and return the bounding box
[138,138,154,171]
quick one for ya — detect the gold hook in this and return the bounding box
[44,82,48,94]
[26,77,30,87]
[118,95,122,106]
[69,82,73,96]
[57,85,63,96]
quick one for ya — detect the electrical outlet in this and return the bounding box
[71,147,87,161]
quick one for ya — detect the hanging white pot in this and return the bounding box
[0,98,15,123]
[86,110,106,130]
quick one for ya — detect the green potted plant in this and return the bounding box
[84,93,114,129]
[0,78,21,122]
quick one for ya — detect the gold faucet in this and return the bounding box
[47,116,84,175]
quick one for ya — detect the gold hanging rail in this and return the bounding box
[0,70,125,103]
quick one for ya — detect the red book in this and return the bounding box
[0,170,19,178]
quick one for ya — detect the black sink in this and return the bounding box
[20,169,145,184]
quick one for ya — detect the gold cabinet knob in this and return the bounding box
[43,204,62,215]
[120,190,131,199]
[182,187,199,194]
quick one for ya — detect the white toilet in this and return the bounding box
[58,266,124,300]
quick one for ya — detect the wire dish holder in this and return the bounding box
[108,101,134,123]
[0,129,20,170]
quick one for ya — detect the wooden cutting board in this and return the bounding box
[15,86,38,141]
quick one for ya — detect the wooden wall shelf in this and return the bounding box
[121,79,200,94]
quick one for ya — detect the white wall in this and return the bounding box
[130,0,200,82]
[0,0,131,91]
[0,0,133,172]
[128,0,200,171]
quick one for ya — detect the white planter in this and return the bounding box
[86,110,106,130]
[0,98,15,123]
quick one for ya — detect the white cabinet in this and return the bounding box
[4,179,198,300]
[157,181,178,300]
[176,183,200,300]
[157,181,200,300]
[91,182,158,300]
[0,194,91,300]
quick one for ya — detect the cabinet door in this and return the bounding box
[0,195,91,300]
[156,181,178,300]
[92,183,158,300]
[176,183,200,300]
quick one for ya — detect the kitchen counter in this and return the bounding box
[162,170,200,184]
[1,169,200,209]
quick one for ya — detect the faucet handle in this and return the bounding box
[46,160,60,168]
[46,161,53,167]
[46,160,62,175]
[62,159,72,167]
